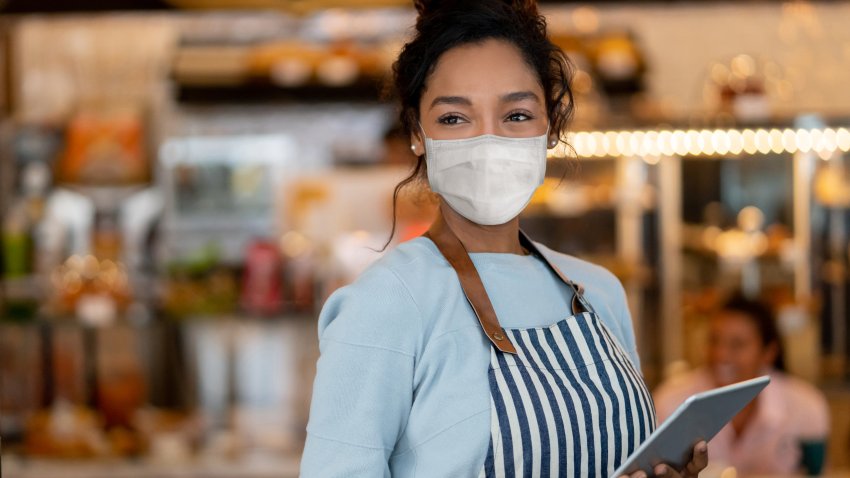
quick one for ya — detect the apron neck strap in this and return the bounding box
[424,214,591,354]
[424,214,517,354]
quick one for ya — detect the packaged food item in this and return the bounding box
[96,326,146,430]
[92,211,122,262]
[0,324,42,441]
[51,326,87,405]
[280,231,316,314]
[24,401,108,458]
[48,255,132,320]
[56,106,148,185]
[241,239,283,316]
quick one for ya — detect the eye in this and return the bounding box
[505,111,533,122]
[437,114,467,125]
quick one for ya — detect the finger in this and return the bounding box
[686,441,709,475]
[654,464,683,478]
[625,472,647,478]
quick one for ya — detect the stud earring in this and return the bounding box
[410,145,417,154]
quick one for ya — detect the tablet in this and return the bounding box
[610,375,770,478]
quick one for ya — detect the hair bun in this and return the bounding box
[412,0,440,15]
[414,0,538,17]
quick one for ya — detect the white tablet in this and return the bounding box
[610,375,770,478]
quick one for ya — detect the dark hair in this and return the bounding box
[381,0,575,248]
[718,294,785,371]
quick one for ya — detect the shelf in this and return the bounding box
[175,80,384,105]
[1,455,300,478]
[1,276,45,302]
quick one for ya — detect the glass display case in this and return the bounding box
[158,134,297,264]
[540,125,850,386]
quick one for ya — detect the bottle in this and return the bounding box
[2,204,32,279]
[92,211,122,262]
[241,239,283,316]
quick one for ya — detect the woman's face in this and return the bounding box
[412,38,550,149]
[707,311,777,386]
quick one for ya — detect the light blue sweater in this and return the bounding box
[301,236,640,477]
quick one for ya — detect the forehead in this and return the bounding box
[711,311,759,334]
[422,38,543,101]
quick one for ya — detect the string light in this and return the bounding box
[781,129,798,154]
[742,129,758,155]
[550,127,850,159]
[837,128,850,152]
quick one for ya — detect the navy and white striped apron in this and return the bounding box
[478,289,657,478]
[425,218,655,478]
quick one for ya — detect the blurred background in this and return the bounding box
[0,0,848,476]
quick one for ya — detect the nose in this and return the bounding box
[476,118,498,137]
[708,341,728,364]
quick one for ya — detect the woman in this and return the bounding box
[302,1,707,476]
[654,295,830,475]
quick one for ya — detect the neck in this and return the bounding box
[438,202,526,255]
[731,397,759,438]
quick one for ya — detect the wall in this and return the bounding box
[550,1,850,121]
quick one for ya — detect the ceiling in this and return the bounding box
[0,0,410,14]
[0,0,793,14]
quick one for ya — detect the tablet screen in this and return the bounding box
[611,375,770,478]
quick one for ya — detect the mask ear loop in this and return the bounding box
[416,121,428,141]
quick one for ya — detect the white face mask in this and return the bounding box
[422,128,549,226]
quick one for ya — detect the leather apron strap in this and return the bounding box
[425,213,590,355]
[424,215,518,354]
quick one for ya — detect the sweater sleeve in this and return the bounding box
[300,265,421,477]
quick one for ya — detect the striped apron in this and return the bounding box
[425,216,656,478]
[478,293,657,477]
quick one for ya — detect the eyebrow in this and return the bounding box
[428,91,541,110]
[500,91,540,103]
[429,95,472,109]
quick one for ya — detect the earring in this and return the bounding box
[549,140,557,147]
[410,145,417,154]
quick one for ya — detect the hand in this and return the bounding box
[620,441,708,478]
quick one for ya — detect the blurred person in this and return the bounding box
[654,294,830,475]
[301,1,707,476]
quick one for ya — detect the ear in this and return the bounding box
[547,134,559,149]
[410,131,424,157]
